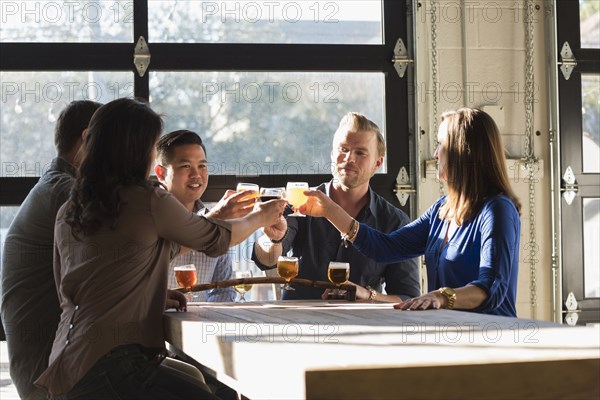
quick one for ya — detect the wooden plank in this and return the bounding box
[305,359,600,400]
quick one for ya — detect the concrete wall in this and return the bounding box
[413,0,553,320]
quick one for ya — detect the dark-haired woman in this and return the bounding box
[301,108,521,317]
[35,98,285,399]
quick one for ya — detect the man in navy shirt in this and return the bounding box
[252,112,420,301]
[1,101,102,399]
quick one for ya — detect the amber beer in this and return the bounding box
[236,183,259,201]
[278,261,297,280]
[328,262,350,285]
[174,264,197,289]
[277,259,298,281]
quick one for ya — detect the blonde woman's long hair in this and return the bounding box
[438,108,521,225]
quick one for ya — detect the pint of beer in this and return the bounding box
[277,256,299,291]
[328,262,350,286]
[175,264,197,289]
[175,264,197,301]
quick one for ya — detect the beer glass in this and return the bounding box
[328,262,350,298]
[285,182,309,217]
[236,183,260,202]
[234,270,253,303]
[175,264,197,301]
[259,187,285,202]
[277,256,299,291]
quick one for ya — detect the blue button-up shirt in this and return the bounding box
[353,195,520,316]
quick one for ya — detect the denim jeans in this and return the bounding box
[57,344,219,400]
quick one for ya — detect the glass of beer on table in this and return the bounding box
[328,262,350,298]
[285,182,308,216]
[277,256,299,291]
[234,270,253,302]
[174,264,197,301]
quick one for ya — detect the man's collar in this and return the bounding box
[325,180,376,215]
[193,199,207,214]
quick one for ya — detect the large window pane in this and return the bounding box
[0,0,132,42]
[149,0,383,44]
[0,71,133,177]
[580,0,600,48]
[582,74,600,173]
[149,71,385,175]
[583,198,600,298]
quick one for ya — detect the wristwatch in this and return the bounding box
[438,287,456,309]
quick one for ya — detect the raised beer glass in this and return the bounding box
[277,256,299,291]
[259,187,285,202]
[234,270,253,303]
[175,264,197,301]
[328,262,350,298]
[285,182,308,217]
[236,182,260,202]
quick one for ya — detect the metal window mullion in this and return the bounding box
[147,44,393,71]
[133,0,149,99]
[0,43,132,70]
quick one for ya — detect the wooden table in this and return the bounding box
[164,301,600,399]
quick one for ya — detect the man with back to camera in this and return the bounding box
[155,129,256,302]
[252,112,420,301]
[1,100,102,400]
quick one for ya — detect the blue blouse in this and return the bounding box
[353,195,520,316]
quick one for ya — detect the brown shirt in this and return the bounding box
[35,184,231,396]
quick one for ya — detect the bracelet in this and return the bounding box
[366,286,377,301]
[341,219,359,248]
[270,228,288,244]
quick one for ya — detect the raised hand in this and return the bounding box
[208,189,256,219]
[254,199,287,227]
[263,215,287,241]
[299,189,334,218]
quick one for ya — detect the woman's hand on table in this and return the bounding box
[166,289,188,312]
[393,291,445,311]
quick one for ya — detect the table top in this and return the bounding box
[164,301,600,399]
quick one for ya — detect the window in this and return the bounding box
[1,0,411,210]
[557,0,600,324]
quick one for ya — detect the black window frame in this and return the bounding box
[556,0,600,325]
[0,0,412,212]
